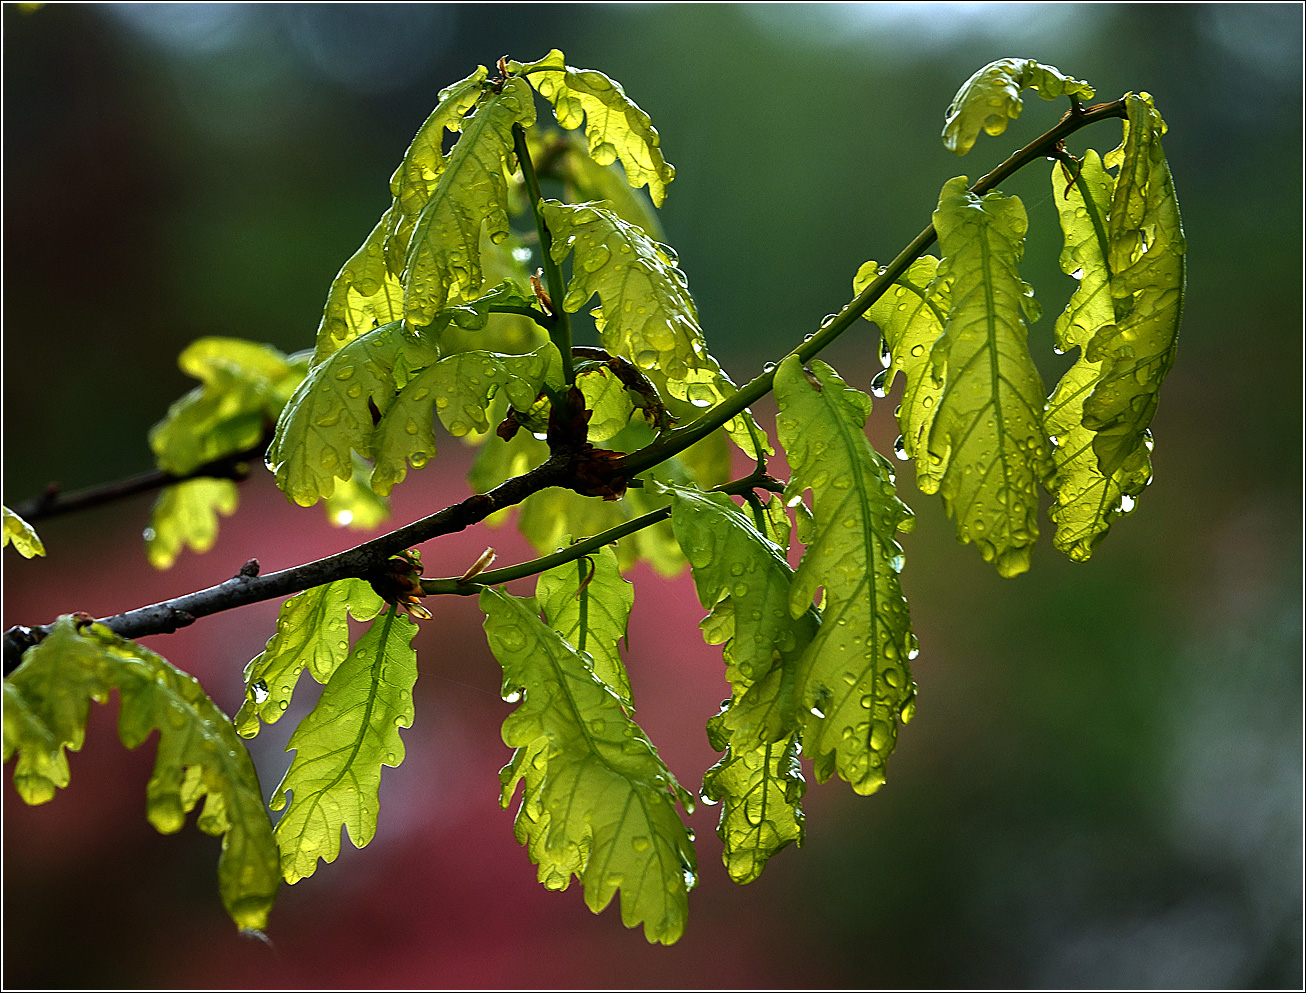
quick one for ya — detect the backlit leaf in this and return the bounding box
[515,49,675,206]
[4,617,280,929]
[855,256,949,492]
[942,58,1094,156]
[775,357,917,795]
[537,543,634,707]
[145,478,238,570]
[2,506,45,558]
[271,606,419,884]
[482,587,696,945]
[928,176,1051,577]
[235,578,384,738]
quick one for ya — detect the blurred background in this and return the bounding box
[3,3,1301,987]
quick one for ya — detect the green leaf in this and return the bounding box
[235,579,384,738]
[576,365,637,443]
[942,58,1095,156]
[1084,93,1185,476]
[928,176,1052,577]
[270,606,419,884]
[1044,150,1153,560]
[855,256,950,492]
[150,337,302,475]
[4,617,280,930]
[553,131,665,238]
[701,718,805,885]
[323,456,391,529]
[481,587,696,945]
[402,76,536,327]
[3,506,45,558]
[515,50,675,206]
[537,543,635,708]
[774,357,918,795]
[145,478,239,570]
[543,200,766,454]
[267,322,439,507]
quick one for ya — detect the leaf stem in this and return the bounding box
[512,123,574,385]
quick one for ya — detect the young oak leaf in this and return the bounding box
[513,49,676,206]
[775,357,918,796]
[481,587,696,945]
[2,506,45,558]
[542,200,767,455]
[928,176,1052,577]
[403,76,537,327]
[235,578,385,738]
[145,478,239,570]
[4,617,281,930]
[942,58,1095,156]
[537,544,636,708]
[271,606,419,884]
[854,255,950,493]
[267,322,439,507]
[1044,150,1154,561]
[1084,93,1185,477]
[701,716,805,885]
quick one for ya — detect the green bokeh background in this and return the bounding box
[4,3,1301,987]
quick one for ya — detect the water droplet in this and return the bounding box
[251,680,269,704]
[698,791,719,807]
[893,435,909,461]
[502,689,522,704]
[870,370,889,398]
[1119,493,1136,513]
[1070,267,1084,280]
[762,361,777,373]
[631,835,650,852]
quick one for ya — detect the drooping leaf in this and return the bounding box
[1044,150,1153,560]
[552,129,666,238]
[267,322,439,507]
[150,337,303,475]
[701,716,805,885]
[145,478,239,569]
[4,617,280,929]
[312,208,408,365]
[402,76,537,327]
[928,176,1052,577]
[270,606,419,884]
[855,256,950,492]
[235,578,385,738]
[774,357,918,795]
[481,587,696,945]
[543,200,766,455]
[537,543,635,707]
[2,506,45,558]
[1084,93,1185,476]
[514,50,675,206]
[942,58,1095,156]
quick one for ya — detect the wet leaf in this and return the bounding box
[2,506,45,558]
[942,58,1094,156]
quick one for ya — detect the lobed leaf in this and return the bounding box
[145,478,239,570]
[1084,93,1185,476]
[482,587,696,945]
[855,256,950,493]
[928,176,1052,577]
[942,58,1095,156]
[775,357,918,795]
[515,50,675,206]
[3,506,45,558]
[537,543,635,708]
[4,617,280,929]
[235,579,384,738]
[271,606,419,884]
[1044,150,1153,560]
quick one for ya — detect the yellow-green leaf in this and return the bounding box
[235,579,384,738]
[775,357,918,795]
[1084,93,1185,476]
[482,587,696,945]
[5,617,280,930]
[403,76,536,326]
[928,176,1052,577]
[145,478,239,570]
[515,50,675,206]
[1045,150,1153,560]
[271,606,419,884]
[855,256,950,492]
[3,506,45,558]
[537,543,635,708]
[942,58,1095,156]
